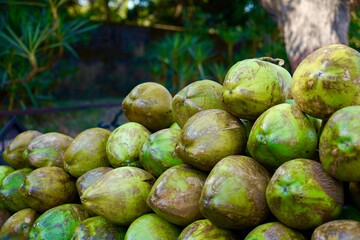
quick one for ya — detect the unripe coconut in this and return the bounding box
[147,164,207,226]
[176,109,246,171]
[125,213,182,240]
[319,106,360,182]
[24,132,73,168]
[311,220,360,240]
[0,166,15,209]
[172,79,225,128]
[222,58,292,120]
[81,166,155,226]
[266,159,344,230]
[291,44,360,119]
[20,166,78,213]
[2,130,42,169]
[0,168,32,212]
[122,82,173,131]
[64,127,111,178]
[139,128,184,177]
[244,222,306,240]
[178,219,237,240]
[0,208,39,239]
[76,167,113,197]
[199,155,271,229]
[106,122,150,168]
[28,204,89,240]
[71,216,126,240]
[247,103,318,170]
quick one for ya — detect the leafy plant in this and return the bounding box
[146,32,219,93]
[0,0,98,110]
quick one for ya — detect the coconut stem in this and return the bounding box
[258,57,285,66]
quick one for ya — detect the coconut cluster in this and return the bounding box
[0,44,360,239]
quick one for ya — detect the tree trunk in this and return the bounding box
[259,0,357,72]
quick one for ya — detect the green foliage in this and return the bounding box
[144,0,289,90]
[0,0,98,110]
[349,8,360,50]
[146,32,217,93]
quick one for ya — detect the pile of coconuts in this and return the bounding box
[1,43,360,239]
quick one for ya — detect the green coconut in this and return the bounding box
[291,44,360,120]
[81,167,155,226]
[0,166,16,209]
[122,82,173,131]
[0,208,39,239]
[311,220,360,240]
[147,164,207,226]
[139,128,184,177]
[76,167,113,197]
[28,204,89,240]
[172,79,226,128]
[20,166,78,213]
[199,155,271,229]
[71,216,126,240]
[0,168,32,212]
[247,103,318,170]
[244,222,306,240]
[106,122,151,168]
[64,127,111,178]
[175,109,247,171]
[2,130,42,169]
[178,219,237,240]
[319,105,360,182]
[266,159,344,230]
[125,213,182,240]
[24,132,73,168]
[222,58,292,120]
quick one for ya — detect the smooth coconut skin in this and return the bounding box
[291,44,360,120]
[176,109,246,171]
[24,132,73,168]
[0,166,15,209]
[125,213,181,240]
[2,130,42,169]
[199,155,271,229]
[311,220,360,240]
[72,216,126,240]
[244,222,306,240]
[172,79,226,128]
[146,164,207,226]
[319,106,360,182]
[20,166,78,213]
[0,208,39,239]
[266,159,344,230]
[106,122,150,168]
[222,58,292,120]
[0,168,32,212]
[28,204,89,240]
[178,219,237,240]
[139,128,184,177]
[81,166,155,226]
[247,103,318,170]
[122,82,173,131]
[76,167,113,198]
[64,127,111,178]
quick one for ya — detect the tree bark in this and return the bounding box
[259,0,358,72]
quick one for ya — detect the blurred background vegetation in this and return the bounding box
[0,0,359,135]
